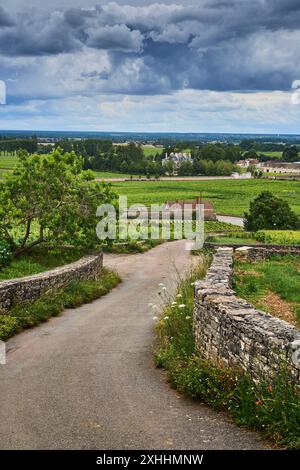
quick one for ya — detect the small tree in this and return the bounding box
[0,149,116,256]
[244,191,300,231]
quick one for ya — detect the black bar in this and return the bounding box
[0,450,298,467]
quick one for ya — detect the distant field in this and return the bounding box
[111,179,300,216]
[0,155,18,169]
[94,171,136,179]
[142,145,164,157]
[259,151,282,158]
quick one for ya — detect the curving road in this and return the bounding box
[0,241,268,450]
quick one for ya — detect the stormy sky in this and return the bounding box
[0,0,299,133]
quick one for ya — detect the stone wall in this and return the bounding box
[0,252,103,311]
[204,242,300,258]
[234,245,300,262]
[194,248,300,382]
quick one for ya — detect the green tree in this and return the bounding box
[282,146,299,162]
[244,191,300,231]
[0,149,116,256]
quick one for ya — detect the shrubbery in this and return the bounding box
[0,240,12,268]
[244,191,300,231]
[255,230,300,245]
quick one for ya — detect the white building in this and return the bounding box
[162,152,192,167]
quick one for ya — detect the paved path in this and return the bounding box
[0,241,267,450]
[217,215,244,227]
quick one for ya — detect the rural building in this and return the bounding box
[258,162,300,175]
[164,198,216,220]
[237,158,260,168]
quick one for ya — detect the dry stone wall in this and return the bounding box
[0,252,103,311]
[194,248,300,382]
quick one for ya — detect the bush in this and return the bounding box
[0,240,12,268]
[0,315,19,340]
[244,191,300,231]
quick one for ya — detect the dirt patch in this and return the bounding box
[235,270,262,277]
[261,291,298,327]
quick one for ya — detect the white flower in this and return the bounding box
[164,316,169,320]
[191,282,195,286]
[152,316,158,321]
[185,316,191,320]
[159,283,165,287]
[171,301,177,306]
[152,305,158,310]
[179,304,186,309]
[176,294,182,298]
[161,286,167,291]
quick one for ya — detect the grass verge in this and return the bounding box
[0,248,86,281]
[234,255,300,327]
[0,268,121,341]
[155,255,300,449]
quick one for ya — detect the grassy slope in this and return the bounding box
[112,179,300,216]
[234,255,300,326]
[0,249,86,281]
[0,155,18,169]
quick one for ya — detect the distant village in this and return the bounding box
[237,158,300,175]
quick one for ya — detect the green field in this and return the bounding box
[0,154,18,169]
[111,179,300,216]
[259,151,282,158]
[94,171,135,179]
[142,145,164,157]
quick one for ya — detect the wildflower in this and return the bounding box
[255,400,262,406]
[185,316,191,320]
[179,304,186,309]
[159,283,165,287]
[171,301,177,306]
[152,316,158,321]
[191,282,195,286]
[164,316,169,320]
[176,294,182,298]
[161,287,167,291]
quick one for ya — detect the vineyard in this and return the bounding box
[255,230,300,245]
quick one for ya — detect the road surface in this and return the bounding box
[0,241,267,450]
[216,215,244,227]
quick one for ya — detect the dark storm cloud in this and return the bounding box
[0,6,14,26]
[1,1,300,94]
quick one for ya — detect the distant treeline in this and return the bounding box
[3,135,298,176]
[54,140,240,176]
[0,137,38,154]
